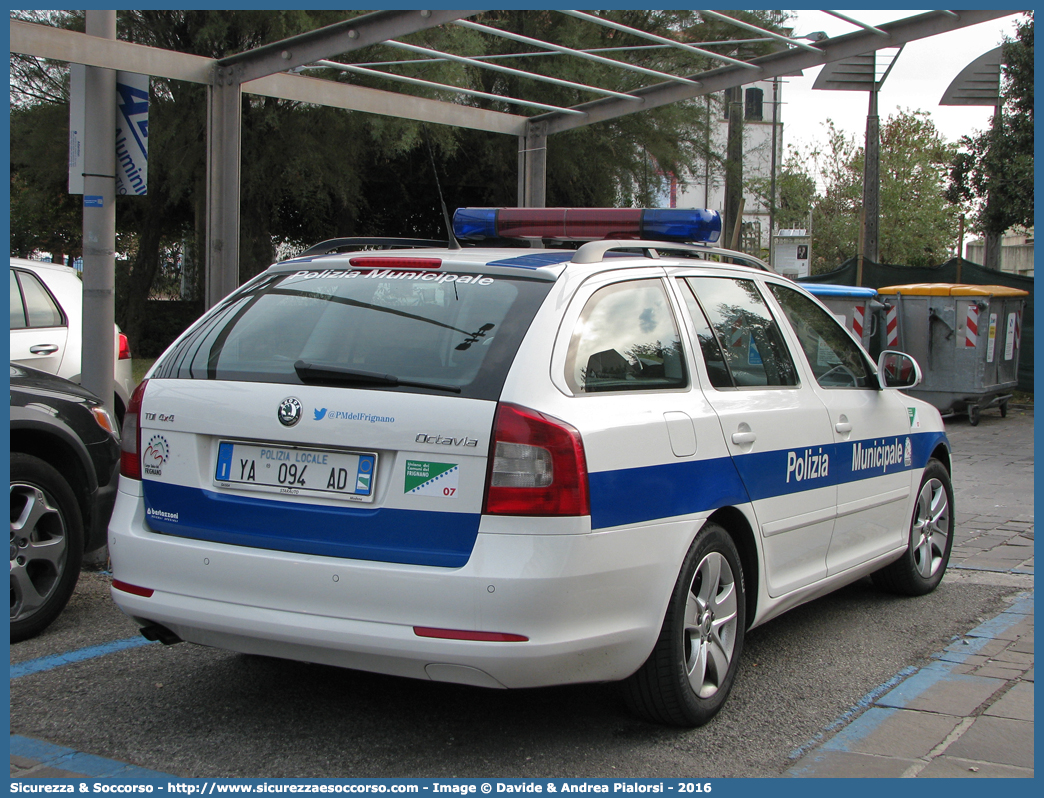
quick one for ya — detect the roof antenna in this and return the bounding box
[423,125,461,250]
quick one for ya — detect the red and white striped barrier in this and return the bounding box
[852,305,865,339]
[885,305,899,347]
[965,304,980,348]
[730,318,744,348]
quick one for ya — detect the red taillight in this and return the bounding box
[118,332,131,360]
[483,403,589,517]
[120,379,148,480]
[414,627,528,642]
[112,579,154,598]
[348,257,442,270]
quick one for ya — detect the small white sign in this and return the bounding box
[1005,313,1017,360]
[987,313,997,362]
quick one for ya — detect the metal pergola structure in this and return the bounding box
[10,9,1016,308]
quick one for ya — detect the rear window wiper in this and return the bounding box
[294,360,462,394]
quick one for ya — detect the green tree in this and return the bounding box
[947,13,1034,246]
[806,120,862,273]
[784,112,959,272]
[874,110,959,267]
[747,145,817,231]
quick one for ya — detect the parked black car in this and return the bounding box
[10,363,122,641]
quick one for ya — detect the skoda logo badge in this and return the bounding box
[278,397,303,427]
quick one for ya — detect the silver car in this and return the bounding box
[10,257,134,425]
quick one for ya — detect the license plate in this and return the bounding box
[215,441,377,502]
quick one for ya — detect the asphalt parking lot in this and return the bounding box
[9,406,1034,779]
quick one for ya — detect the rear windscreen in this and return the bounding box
[153,266,553,400]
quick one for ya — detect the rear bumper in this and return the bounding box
[108,479,700,688]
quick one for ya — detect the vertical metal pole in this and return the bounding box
[517,136,526,208]
[205,73,242,308]
[862,84,880,265]
[856,208,865,287]
[81,10,117,414]
[956,215,965,283]
[723,86,743,242]
[768,77,779,266]
[704,95,711,208]
[521,121,547,208]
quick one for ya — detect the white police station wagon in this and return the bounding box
[109,208,954,726]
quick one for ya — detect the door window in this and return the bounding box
[565,279,687,393]
[13,271,65,329]
[682,277,798,388]
[769,284,874,388]
[10,270,27,329]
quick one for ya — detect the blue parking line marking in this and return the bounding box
[10,636,155,679]
[786,590,1034,774]
[10,734,175,778]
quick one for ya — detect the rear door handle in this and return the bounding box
[732,431,757,446]
[29,344,60,355]
[835,421,852,434]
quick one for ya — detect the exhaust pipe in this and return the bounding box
[139,622,183,645]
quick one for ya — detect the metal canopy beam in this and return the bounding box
[536,9,1017,135]
[10,17,213,83]
[217,9,481,85]
[10,19,525,135]
[246,72,526,135]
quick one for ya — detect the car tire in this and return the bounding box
[623,522,745,727]
[10,453,84,642]
[872,459,954,596]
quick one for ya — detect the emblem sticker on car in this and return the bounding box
[278,397,303,427]
[405,460,459,498]
[143,435,169,477]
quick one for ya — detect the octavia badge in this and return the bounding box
[278,397,303,427]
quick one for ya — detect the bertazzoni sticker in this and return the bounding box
[405,460,459,498]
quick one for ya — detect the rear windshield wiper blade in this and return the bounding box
[294,360,462,394]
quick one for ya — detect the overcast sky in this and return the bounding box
[778,10,1024,152]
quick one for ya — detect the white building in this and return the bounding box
[674,79,784,259]
[965,228,1035,277]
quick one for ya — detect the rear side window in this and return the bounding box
[683,276,798,388]
[11,270,65,329]
[153,266,553,401]
[565,279,687,393]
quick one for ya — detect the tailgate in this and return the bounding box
[138,379,495,567]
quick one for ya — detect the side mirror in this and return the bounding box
[877,350,922,390]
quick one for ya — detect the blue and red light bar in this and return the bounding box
[453,207,721,244]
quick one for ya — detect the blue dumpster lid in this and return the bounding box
[804,284,878,299]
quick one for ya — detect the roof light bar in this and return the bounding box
[453,208,721,243]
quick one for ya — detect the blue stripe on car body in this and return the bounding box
[141,481,480,567]
[141,432,948,561]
